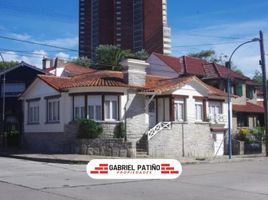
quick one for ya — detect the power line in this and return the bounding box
[0,35,78,52]
[172,40,251,48]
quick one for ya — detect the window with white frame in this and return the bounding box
[47,98,60,123]
[104,95,119,121]
[208,101,222,122]
[195,100,203,121]
[174,99,185,122]
[88,95,102,121]
[74,96,85,120]
[28,100,40,124]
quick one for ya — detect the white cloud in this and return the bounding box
[41,37,78,49]
[171,19,268,78]
[55,52,70,59]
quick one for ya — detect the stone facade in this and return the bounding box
[125,91,148,156]
[148,122,214,158]
[23,123,77,153]
[74,138,132,157]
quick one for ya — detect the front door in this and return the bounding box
[149,100,156,128]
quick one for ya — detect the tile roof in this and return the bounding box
[233,102,264,113]
[44,63,95,76]
[64,63,95,75]
[153,53,184,73]
[37,70,227,98]
[141,75,228,97]
[152,53,252,81]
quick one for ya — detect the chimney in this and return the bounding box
[120,59,149,87]
[42,58,53,70]
[54,57,65,68]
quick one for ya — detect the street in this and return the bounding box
[0,157,268,200]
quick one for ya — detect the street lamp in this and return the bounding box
[225,38,260,159]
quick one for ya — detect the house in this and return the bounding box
[0,62,45,134]
[147,53,264,134]
[43,57,95,77]
[20,59,229,158]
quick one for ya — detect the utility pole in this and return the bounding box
[0,53,5,135]
[259,31,268,156]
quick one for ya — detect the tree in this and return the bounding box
[94,45,149,71]
[188,50,228,65]
[95,45,126,70]
[252,70,263,85]
[0,61,19,71]
[70,57,92,68]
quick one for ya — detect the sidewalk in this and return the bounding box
[1,149,268,165]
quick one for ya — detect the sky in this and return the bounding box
[0,0,268,78]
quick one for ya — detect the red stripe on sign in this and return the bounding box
[166,167,174,170]
[161,171,169,174]
[161,164,170,167]
[104,167,108,170]
[100,171,108,174]
[171,171,179,174]
[95,167,103,170]
[161,167,166,170]
[99,164,108,167]
[90,171,99,174]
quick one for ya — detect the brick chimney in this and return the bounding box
[120,59,149,87]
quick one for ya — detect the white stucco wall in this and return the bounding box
[146,54,177,78]
[21,82,129,133]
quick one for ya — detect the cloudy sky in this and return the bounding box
[0,0,267,77]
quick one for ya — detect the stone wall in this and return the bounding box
[148,122,214,158]
[74,138,133,157]
[23,123,77,153]
[125,91,148,156]
[23,121,124,153]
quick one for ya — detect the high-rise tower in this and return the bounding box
[79,0,171,58]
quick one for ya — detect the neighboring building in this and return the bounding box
[0,62,45,133]
[42,57,95,77]
[20,59,229,157]
[79,0,171,58]
[147,53,264,133]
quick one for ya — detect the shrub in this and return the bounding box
[235,128,251,141]
[77,119,103,139]
[114,122,126,139]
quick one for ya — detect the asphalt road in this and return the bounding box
[0,157,268,200]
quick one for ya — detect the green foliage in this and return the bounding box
[235,127,265,143]
[95,45,126,70]
[70,56,92,67]
[252,70,263,85]
[95,45,149,71]
[0,61,19,71]
[77,119,103,139]
[114,122,126,139]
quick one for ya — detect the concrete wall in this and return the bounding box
[148,122,214,158]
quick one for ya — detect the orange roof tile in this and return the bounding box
[233,102,264,113]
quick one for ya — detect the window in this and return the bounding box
[234,83,243,96]
[47,98,60,123]
[104,96,119,121]
[174,99,185,122]
[74,96,85,120]
[237,113,248,127]
[195,100,203,121]
[88,95,102,121]
[246,86,254,99]
[209,101,222,122]
[28,100,40,124]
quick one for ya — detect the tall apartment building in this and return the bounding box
[79,0,171,58]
